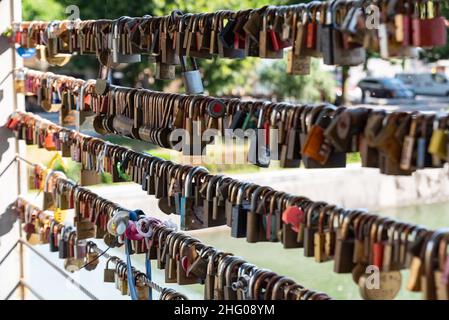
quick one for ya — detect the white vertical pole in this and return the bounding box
[0,0,25,300]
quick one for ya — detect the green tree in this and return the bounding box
[22,0,65,21]
[258,58,336,103]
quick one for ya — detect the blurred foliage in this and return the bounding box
[49,155,112,184]
[346,152,361,164]
[258,58,336,103]
[22,0,65,21]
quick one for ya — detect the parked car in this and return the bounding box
[395,73,449,96]
[357,77,415,103]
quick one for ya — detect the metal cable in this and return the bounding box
[19,239,98,300]
[79,246,111,270]
[16,154,38,167]
[0,240,19,266]
[0,157,17,179]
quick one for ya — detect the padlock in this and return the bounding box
[177,238,200,285]
[231,184,252,238]
[58,226,70,259]
[73,230,87,258]
[334,211,362,273]
[112,17,141,64]
[246,186,271,243]
[180,55,204,95]
[135,273,150,300]
[223,258,245,300]
[248,107,270,168]
[280,107,302,168]
[14,68,26,94]
[180,167,208,230]
[303,202,328,258]
[302,106,346,168]
[259,9,283,59]
[428,116,448,162]
[322,0,366,66]
[412,0,447,48]
[421,229,449,300]
[203,175,227,228]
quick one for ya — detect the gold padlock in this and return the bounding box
[428,129,448,160]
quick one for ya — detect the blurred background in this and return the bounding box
[1,0,449,300]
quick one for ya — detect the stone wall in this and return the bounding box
[230,164,449,211]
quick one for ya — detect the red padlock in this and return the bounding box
[268,29,281,51]
[412,0,447,48]
[371,219,395,269]
[6,117,19,130]
[44,129,57,151]
[306,21,317,49]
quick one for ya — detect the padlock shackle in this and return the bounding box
[216,255,239,290]
[206,174,224,200]
[390,222,407,244]
[250,186,272,212]
[355,214,375,241]
[184,166,208,197]
[252,270,277,299]
[317,204,336,233]
[167,232,185,256]
[105,256,118,269]
[373,217,396,243]
[236,182,251,205]
[423,228,449,296]
[225,258,246,286]
[340,210,363,240]
[270,276,297,300]
[305,201,327,227]
[179,236,200,254]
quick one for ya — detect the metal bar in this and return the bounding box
[0,70,13,86]
[19,280,45,300]
[0,240,19,266]
[19,239,99,300]
[0,157,16,178]
[16,155,37,167]
[4,281,20,300]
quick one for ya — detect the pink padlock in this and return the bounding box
[125,221,143,241]
[282,206,305,233]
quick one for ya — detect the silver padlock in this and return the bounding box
[180,56,204,95]
[112,17,141,64]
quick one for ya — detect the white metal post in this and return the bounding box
[0,0,25,300]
